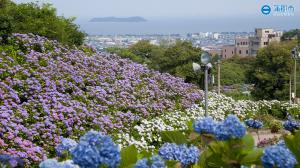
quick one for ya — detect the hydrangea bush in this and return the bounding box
[0,34,202,163]
[1,34,300,166]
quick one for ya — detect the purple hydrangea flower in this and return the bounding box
[0,154,24,168]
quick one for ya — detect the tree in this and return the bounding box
[0,1,85,46]
[249,41,296,100]
[0,15,12,44]
[157,41,201,74]
[282,29,300,43]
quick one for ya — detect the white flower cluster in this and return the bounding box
[116,92,300,151]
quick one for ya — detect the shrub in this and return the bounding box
[270,120,282,133]
[0,1,85,46]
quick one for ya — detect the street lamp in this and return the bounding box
[292,47,299,103]
[216,55,222,95]
[192,62,201,72]
[201,52,212,117]
[193,52,212,116]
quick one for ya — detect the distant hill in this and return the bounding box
[90,16,147,22]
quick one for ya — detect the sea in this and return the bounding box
[76,16,300,35]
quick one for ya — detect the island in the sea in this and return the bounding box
[89,16,147,23]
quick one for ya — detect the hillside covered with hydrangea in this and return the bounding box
[0,34,203,164]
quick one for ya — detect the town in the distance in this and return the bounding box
[85,28,282,59]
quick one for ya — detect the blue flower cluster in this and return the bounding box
[277,140,286,147]
[134,155,165,168]
[0,154,24,168]
[71,130,120,168]
[214,115,246,141]
[158,143,199,166]
[283,116,300,132]
[245,119,263,129]
[56,138,78,156]
[261,144,297,168]
[39,159,78,168]
[193,116,217,134]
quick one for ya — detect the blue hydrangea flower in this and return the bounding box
[0,154,24,168]
[39,159,60,168]
[56,138,78,156]
[134,155,165,168]
[277,140,286,147]
[193,116,217,134]
[60,160,79,168]
[39,159,78,168]
[283,116,300,132]
[158,143,200,166]
[261,145,297,168]
[135,159,148,168]
[245,119,263,129]
[214,115,246,141]
[71,130,120,168]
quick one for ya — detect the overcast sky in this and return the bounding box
[13,0,300,19]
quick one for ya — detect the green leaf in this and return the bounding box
[161,131,188,144]
[119,145,138,168]
[186,120,194,131]
[240,149,263,166]
[285,131,300,162]
[165,160,179,168]
[241,134,255,150]
[138,150,152,160]
[208,141,224,154]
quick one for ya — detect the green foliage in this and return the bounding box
[214,56,255,86]
[217,62,246,85]
[282,29,300,45]
[161,131,188,145]
[256,103,287,119]
[119,145,138,168]
[288,107,300,119]
[106,47,144,63]
[248,41,296,100]
[129,40,156,60]
[223,91,253,101]
[284,130,300,167]
[0,0,85,46]
[269,120,282,133]
[199,134,262,168]
[106,40,203,88]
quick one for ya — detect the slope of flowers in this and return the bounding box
[117,92,300,151]
[0,34,202,164]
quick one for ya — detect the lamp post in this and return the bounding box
[193,52,212,117]
[216,56,221,95]
[201,52,212,117]
[292,47,299,103]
